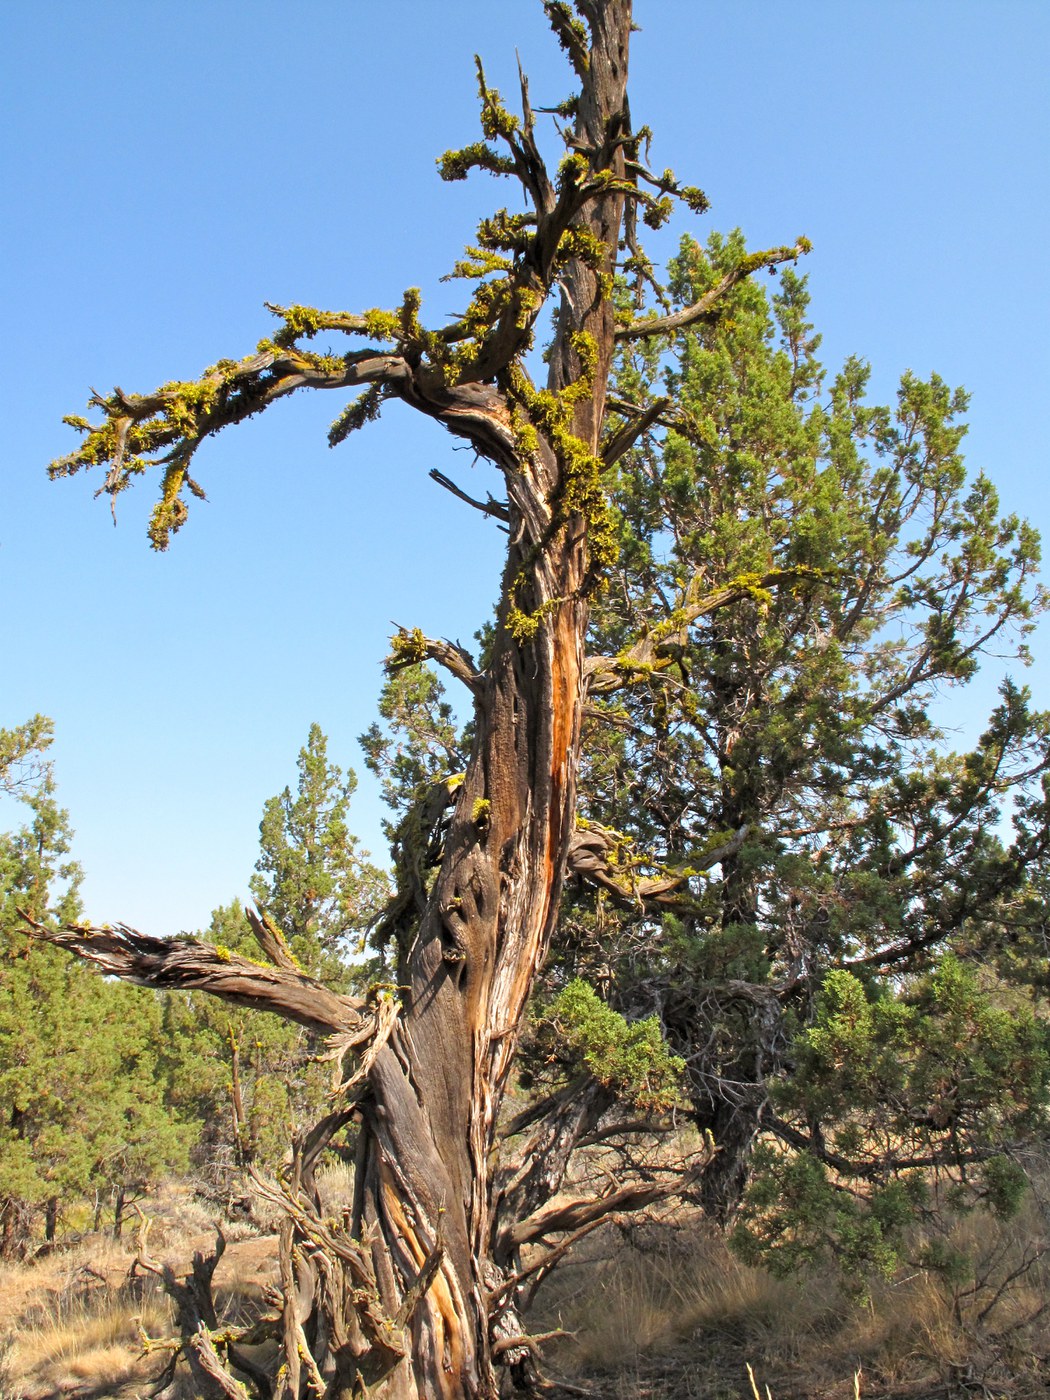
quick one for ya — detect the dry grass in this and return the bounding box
[534,1196,1050,1399]
[840,1200,1050,1396]
[0,1184,278,1400]
[0,1234,172,1400]
[4,1290,171,1398]
[315,1159,357,1217]
[535,1218,843,1396]
[1,1166,1047,1399]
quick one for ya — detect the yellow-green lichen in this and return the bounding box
[446,246,515,282]
[386,627,429,667]
[272,304,325,343]
[147,465,189,550]
[362,308,400,341]
[438,142,516,183]
[507,595,563,644]
[729,571,774,606]
[499,324,619,638]
[647,608,691,645]
[475,59,519,141]
[557,152,589,188]
[398,287,423,342]
[328,383,384,448]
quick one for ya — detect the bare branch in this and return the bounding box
[189,1329,256,1400]
[429,468,510,524]
[600,396,669,467]
[577,1118,676,1147]
[245,906,300,971]
[393,1234,445,1330]
[505,1151,711,1249]
[54,343,409,517]
[490,1219,607,1306]
[19,911,367,1036]
[566,819,747,908]
[325,991,401,1096]
[386,625,484,695]
[492,1327,574,1358]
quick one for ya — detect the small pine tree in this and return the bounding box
[250,722,388,981]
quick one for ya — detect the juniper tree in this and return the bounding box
[165,728,385,1178]
[29,4,842,1396]
[250,722,387,979]
[555,233,1050,1269]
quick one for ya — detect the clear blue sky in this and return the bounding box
[3,2,1048,935]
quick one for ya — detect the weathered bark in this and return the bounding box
[345,20,633,1392]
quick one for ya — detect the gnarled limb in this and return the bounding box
[616,239,811,342]
[493,1078,612,1271]
[566,819,748,908]
[428,469,510,526]
[133,1216,274,1400]
[502,1134,714,1253]
[386,627,484,696]
[600,396,669,468]
[18,911,368,1036]
[244,906,300,971]
[250,1162,411,1395]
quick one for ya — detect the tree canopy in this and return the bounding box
[558,232,1050,1245]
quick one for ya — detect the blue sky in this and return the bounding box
[3,2,1048,935]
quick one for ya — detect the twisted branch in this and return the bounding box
[19,911,368,1036]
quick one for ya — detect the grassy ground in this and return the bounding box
[533,1200,1050,1399]
[0,1169,1046,1399]
[0,1183,276,1400]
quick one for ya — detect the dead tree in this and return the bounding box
[33,4,804,1395]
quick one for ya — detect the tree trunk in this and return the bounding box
[349,33,632,1396]
[44,1194,58,1244]
[228,1025,251,1168]
[0,1197,29,1260]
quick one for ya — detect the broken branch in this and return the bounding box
[19,911,369,1036]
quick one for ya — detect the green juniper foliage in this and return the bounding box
[537,978,685,1114]
[360,666,466,839]
[250,722,387,977]
[555,230,1050,1269]
[161,900,330,1175]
